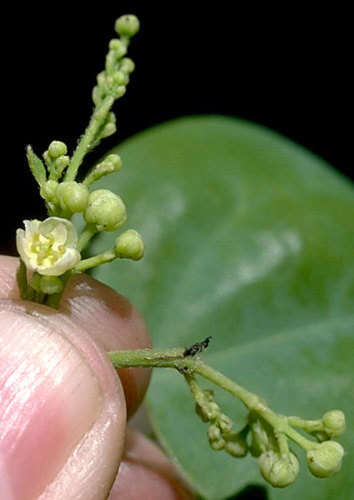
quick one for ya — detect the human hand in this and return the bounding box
[0,256,193,499]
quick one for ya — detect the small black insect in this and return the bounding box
[184,336,213,357]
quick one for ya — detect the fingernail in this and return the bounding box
[0,310,103,500]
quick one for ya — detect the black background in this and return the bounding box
[2,4,352,255]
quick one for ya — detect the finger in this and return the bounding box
[0,301,126,500]
[108,429,195,500]
[0,256,151,417]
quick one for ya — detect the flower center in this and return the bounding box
[30,232,65,266]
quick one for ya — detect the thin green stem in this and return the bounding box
[184,373,209,410]
[108,347,321,452]
[287,416,323,433]
[16,259,28,299]
[74,249,116,273]
[45,272,72,308]
[109,348,261,409]
[78,224,98,252]
[65,96,114,182]
[276,432,289,457]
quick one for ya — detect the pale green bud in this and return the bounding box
[55,155,70,170]
[48,141,67,159]
[120,57,135,74]
[109,39,127,58]
[195,403,209,423]
[114,85,126,99]
[40,180,58,201]
[115,15,140,38]
[105,154,122,171]
[259,450,299,488]
[39,275,64,295]
[92,86,103,105]
[43,150,50,165]
[56,182,89,213]
[307,441,344,478]
[115,229,144,260]
[219,414,233,433]
[322,410,346,438]
[101,122,117,138]
[224,433,248,458]
[84,155,122,187]
[85,189,127,231]
[114,71,129,86]
[97,71,106,88]
[208,425,225,451]
[29,273,42,292]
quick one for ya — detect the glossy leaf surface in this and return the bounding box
[93,116,354,500]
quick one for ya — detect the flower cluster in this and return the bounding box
[191,375,345,488]
[16,15,144,307]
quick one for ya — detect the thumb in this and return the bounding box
[0,301,126,500]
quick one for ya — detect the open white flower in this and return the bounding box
[16,217,81,276]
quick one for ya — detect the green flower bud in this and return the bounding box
[224,432,248,458]
[219,413,233,433]
[48,141,67,159]
[105,154,122,171]
[40,180,58,202]
[259,450,299,488]
[43,150,50,165]
[115,15,140,38]
[29,273,42,292]
[55,155,70,170]
[195,403,209,423]
[115,229,144,260]
[92,86,103,105]
[56,182,89,213]
[120,57,135,74]
[322,410,346,438]
[109,39,127,58]
[114,71,129,86]
[39,275,64,295]
[85,189,127,231]
[97,71,106,88]
[307,441,344,478]
[114,85,126,99]
[101,122,117,138]
[208,425,225,451]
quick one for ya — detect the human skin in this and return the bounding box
[0,256,194,500]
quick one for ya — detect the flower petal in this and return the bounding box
[37,248,81,276]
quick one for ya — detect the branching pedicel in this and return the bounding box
[17,15,346,490]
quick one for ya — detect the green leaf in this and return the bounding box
[26,145,46,186]
[92,116,354,500]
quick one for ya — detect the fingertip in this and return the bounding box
[0,302,126,500]
[0,257,151,417]
[108,430,194,500]
[0,256,20,300]
[60,272,151,417]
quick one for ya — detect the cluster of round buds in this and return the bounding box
[92,14,138,115]
[18,15,144,308]
[250,410,346,487]
[43,141,70,180]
